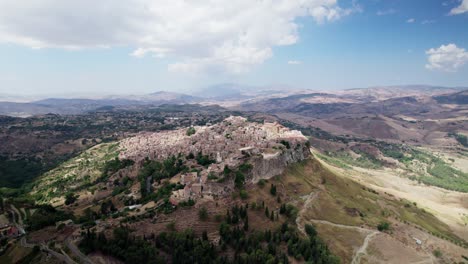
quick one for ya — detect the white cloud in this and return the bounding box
[287,60,302,65]
[376,9,396,16]
[421,19,436,25]
[0,0,357,74]
[425,44,468,72]
[406,18,415,23]
[450,0,468,14]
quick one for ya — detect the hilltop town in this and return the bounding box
[119,116,310,203]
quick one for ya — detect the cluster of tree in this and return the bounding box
[449,132,468,147]
[279,140,291,149]
[77,207,99,228]
[279,203,299,219]
[219,163,252,189]
[80,227,165,264]
[140,182,183,205]
[78,202,339,264]
[178,197,195,207]
[195,152,216,167]
[139,156,186,197]
[101,158,134,181]
[26,204,73,231]
[0,156,45,188]
[155,229,217,263]
[219,217,339,263]
[80,226,221,264]
[377,221,391,232]
[225,204,249,230]
[100,199,117,215]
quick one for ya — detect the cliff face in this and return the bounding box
[249,144,310,183]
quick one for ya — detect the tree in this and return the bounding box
[65,192,78,205]
[279,204,286,215]
[377,221,391,231]
[305,224,317,237]
[270,184,277,196]
[239,190,248,199]
[433,249,442,258]
[199,206,208,221]
[187,152,195,159]
[243,215,249,231]
[235,171,245,189]
[186,127,196,136]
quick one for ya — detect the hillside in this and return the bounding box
[1,116,467,263]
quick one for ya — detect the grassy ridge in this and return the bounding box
[30,142,120,203]
[317,144,468,193]
[289,158,466,248]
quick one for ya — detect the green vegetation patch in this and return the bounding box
[318,150,382,170]
[0,156,45,188]
[31,142,121,203]
[449,132,468,147]
[80,202,339,264]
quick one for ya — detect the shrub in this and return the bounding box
[64,192,78,205]
[239,190,248,200]
[166,221,176,231]
[186,127,196,136]
[257,179,266,188]
[377,221,391,231]
[199,206,208,221]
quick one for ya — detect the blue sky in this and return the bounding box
[0,0,467,96]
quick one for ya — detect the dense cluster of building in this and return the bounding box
[119,116,309,203]
[120,116,305,162]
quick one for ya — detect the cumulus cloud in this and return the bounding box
[450,0,468,14]
[0,0,357,74]
[425,44,468,72]
[287,60,302,65]
[406,18,415,23]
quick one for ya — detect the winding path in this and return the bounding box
[350,231,379,264]
[20,237,77,264]
[10,205,23,225]
[296,191,380,264]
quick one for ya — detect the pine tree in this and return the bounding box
[270,184,277,196]
[280,204,286,214]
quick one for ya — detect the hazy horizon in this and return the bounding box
[1,83,467,101]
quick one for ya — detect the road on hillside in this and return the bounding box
[65,238,94,264]
[20,237,77,264]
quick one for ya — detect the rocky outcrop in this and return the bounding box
[249,144,310,183]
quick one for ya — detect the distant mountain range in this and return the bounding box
[0,84,466,117]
